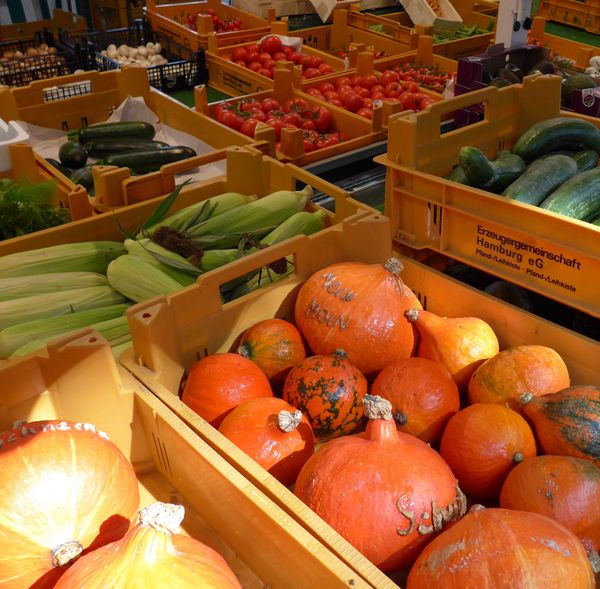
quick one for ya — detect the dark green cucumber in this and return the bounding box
[501,154,578,205]
[74,121,156,143]
[446,165,470,185]
[589,215,600,226]
[540,167,600,220]
[572,149,599,171]
[70,165,95,189]
[58,142,88,169]
[45,158,72,178]
[483,151,526,193]
[100,146,197,174]
[458,146,496,186]
[512,117,600,162]
[84,139,169,158]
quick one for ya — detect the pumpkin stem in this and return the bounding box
[139,502,185,536]
[469,504,486,513]
[513,451,524,464]
[278,410,302,433]
[237,343,250,358]
[333,349,348,358]
[384,257,404,276]
[519,392,535,405]
[394,411,408,425]
[363,394,393,420]
[405,308,420,322]
[51,540,83,567]
[588,548,600,574]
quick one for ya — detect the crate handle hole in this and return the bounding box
[89,337,97,343]
[142,312,152,319]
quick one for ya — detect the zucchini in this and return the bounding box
[58,142,88,169]
[512,117,600,162]
[572,149,599,171]
[100,146,197,174]
[589,215,600,226]
[501,154,578,205]
[540,167,600,220]
[458,147,525,192]
[73,121,156,143]
[45,158,72,178]
[84,139,170,158]
[70,165,95,190]
[446,165,470,185]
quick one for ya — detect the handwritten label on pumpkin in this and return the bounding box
[303,272,357,331]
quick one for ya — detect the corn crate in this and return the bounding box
[0,8,87,41]
[529,15,600,71]
[145,0,272,52]
[60,19,208,94]
[119,210,600,589]
[374,74,600,319]
[0,67,260,213]
[537,0,600,34]
[0,330,372,588]
[196,67,385,164]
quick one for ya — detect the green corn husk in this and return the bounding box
[187,185,314,248]
[227,258,295,301]
[141,192,256,237]
[10,315,131,358]
[0,286,128,331]
[259,210,327,246]
[0,272,108,301]
[1,305,130,359]
[0,241,126,278]
[107,255,184,303]
[124,239,199,286]
[198,248,242,272]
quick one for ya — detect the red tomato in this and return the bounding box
[283,45,295,57]
[303,137,317,152]
[305,87,324,99]
[272,51,287,62]
[370,84,384,95]
[353,85,370,98]
[290,52,303,64]
[247,61,262,72]
[319,81,336,93]
[328,97,343,107]
[311,105,332,133]
[246,44,260,57]
[284,98,310,114]
[219,110,244,131]
[248,107,266,121]
[239,99,263,112]
[337,84,355,97]
[405,81,420,93]
[356,107,373,119]
[303,68,321,79]
[341,92,363,113]
[261,97,280,113]
[300,54,312,68]
[302,118,315,131]
[350,75,364,87]
[323,90,340,101]
[234,60,246,67]
[379,70,400,86]
[265,116,285,139]
[258,68,273,78]
[318,63,334,75]
[282,112,303,127]
[240,118,260,137]
[335,76,352,89]
[231,47,248,63]
[418,97,435,110]
[361,97,373,109]
[362,74,377,89]
[384,82,403,98]
[401,92,418,110]
[309,55,323,68]
[260,35,284,55]
[258,52,273,66]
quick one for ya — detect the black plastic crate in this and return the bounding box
[60,20,207,94]
[0,29,90,87]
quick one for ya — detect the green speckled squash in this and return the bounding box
[282,350,367,440]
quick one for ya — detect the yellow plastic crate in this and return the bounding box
[375,74,600,319]
[119,210,600,588]
[0,67,258,213]
[529,15,600,70]
[0,330,372,588]
[538,0,600,34]
[145,0,272,52]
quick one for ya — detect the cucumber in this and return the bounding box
[446,165,470,185]
[70,165,95,189]
[501,154,578,205]
[58,142,88,169]
[512,117,600,162]
[539,167,600,220]
[100,146,197,174]
[483,151,526,193]
[589,215,600,226]
[458,147,526,192]
[84,139,169,158]
[45,158,73,178]
[74,121,156,143]
[572,149,599,171]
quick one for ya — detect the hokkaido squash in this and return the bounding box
[54,502,242,589]
[370,357,460,444]
[294,258,422,375]
[237,318,306,387]
[0,420,139,589]
[468,345,570,411]
[407,506,596,589]
[282,350,366,440]
[181,352,273,428]
[295,395,466,572]
[440,404,537,499]
[406,308,499,391]
[500,455,600,570]
[218,397,315,486]
[521,385,600,467]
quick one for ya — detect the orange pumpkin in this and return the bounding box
[218,397,315,486]
[407,506,596,589]
[468,345,570,411]
[295,395,466,572]
[181,353,273,428]
[0,420,139,589]
[440,403,537,499]
[54,503,242,589]
[406,308,499,391]
[294,258,422,375]
[282,350,366,440]
[521,385,600,467]
[237,319,306,387]
[370,357,460,444]
[500,455,600,562]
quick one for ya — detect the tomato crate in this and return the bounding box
[145,0,272,52]
[537,0,600,34]
[118,212,600,589]
[196,67,385,164]
[0,330,372,589]
[0,8,87,41]
[374,74,600,319]
[0,67,261,214]
[529,15,600,71]
[60,19,208,94]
